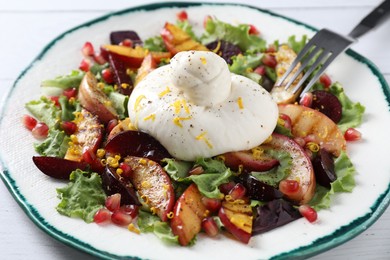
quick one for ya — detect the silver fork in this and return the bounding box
[274,0,390,97]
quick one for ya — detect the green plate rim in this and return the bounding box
[0,2,389,259]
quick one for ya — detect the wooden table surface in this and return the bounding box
[1,0,389,259]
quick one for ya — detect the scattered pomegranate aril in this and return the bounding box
[279,180,300,195]
[82,41,95,57]
[120,204,139,219]
[202,217,219,237]
[119,162,133,179]
[262,54,277,68]
[176,10,188,21]
[254,65,266,76]
[32,122,49,139]
[93,53,107,65]
[344,128,362,141]
[102,68,114,84]
[201,197,222,212]
[22,115,37,131]
[228,183,247,200]
[94,208,111,224]
[299,205,318,223]
[82,149,104,173]
[105,193,121,212]
[79,58,91,72]
[49,96,60,107]
[319,74,332,88]
[219,181,236,195]
[119,39,133,47]
[266,44,277,53]
[111,210,133,226]
[61,121,77,135]
[248,24,260,35]
[63,88,77,99]
[299,92,313,107]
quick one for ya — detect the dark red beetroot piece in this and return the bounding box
[101,166,140,206]
[110,31,143,46]
[104,130,171,162]
[312,148,337,188]
[108,54,133,95]
[205,40,242,64]
[252,199,302,235]
[32,156,88,179]
[309,90,342,123]
[238,173,283,201]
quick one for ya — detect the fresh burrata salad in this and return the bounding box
[22,10,365,246]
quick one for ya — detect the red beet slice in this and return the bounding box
[310,90,342,123]
[32,156,88,179]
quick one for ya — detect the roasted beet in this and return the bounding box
[309,90,342,123]
[238,173,283,201]
[104,130,171,162]
[32,156,88,179]
[108,54,133,95]
[252,199,302,235]
[261,75,274,92]
[110,31,142,46]
[101,166,140,205]
[312,148,337,188]
[206,40,242,64]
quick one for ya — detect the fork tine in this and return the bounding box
[299,52,340,97]
[284,45,322,90]
[274,39,315,87]
[292,49,331,93]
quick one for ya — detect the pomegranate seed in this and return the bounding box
[254,65,266,76]
[82,42,95,57]
[22,115,37,131]
[299,92,313,107]
[203,15,212,28]
[49,96,60,107]
[279,180,300,195]
[262,54,277,68]
[63,88,77,99]
[61,121,77,135]
[202,217,219,237]
[189,166,204,175]
[176,10,188,21]
[201,197,222,212]
[219,181,236,195]
[111,210,133,226]
[248,24,260,35]
[279,113,292,130]
[106,119,118,134]
[94,208,111,224]
[93,53,107,65]
[79,58,91,72]
[299,205,318,223]
[228,183,246,200]
[344,128,362,141]
[32,122,49,139]
[105,193,121,212]
[82,149,104,172]
[266,44,277,53]
[120,205,139,219]
[119,163,133,179]
[119,39,133,47]
[102,68,114,84]
[319,74,332,88]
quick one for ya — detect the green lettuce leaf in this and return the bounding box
[229,53,263,83]
[162,158,192,182]
[287,35,308,54]
[109,91,128,119]
[189,169,232,199]
[56,170,106,223]
[41,70,84,89]
[176,20,198,40]
[25,96,61,128]
[144,36,166,52]
[309,151,356,210]
[34,129,70,158]
[58,95,81,122]
[194,157,228,174]
[202,18,266,52]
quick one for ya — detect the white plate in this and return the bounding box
[0,2,389,259]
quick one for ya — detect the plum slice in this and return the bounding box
[312,148,337,188]
[310,90,342,123]
[252,199,302,235]
[104,130,171,162]
[205,40,242,64]
[223,151,279,173]
[32,156,88,179]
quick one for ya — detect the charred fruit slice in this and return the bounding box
[123,156,175,222]
[223,150,279,172]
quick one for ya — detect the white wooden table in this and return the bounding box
[1,0,389,259]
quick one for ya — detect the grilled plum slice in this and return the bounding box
[108,54,133,95]
[312,148,337,188]
[252,199,302,235]
[32,156,88,179]
[223,151,279,173]
[101,166,140,205]
[310,90,342,123]
[238,173,283,201]
[205,40,242,64]
[110,30,142,46]
[104,130,171,162]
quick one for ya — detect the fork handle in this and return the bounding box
[349,0,390,39]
